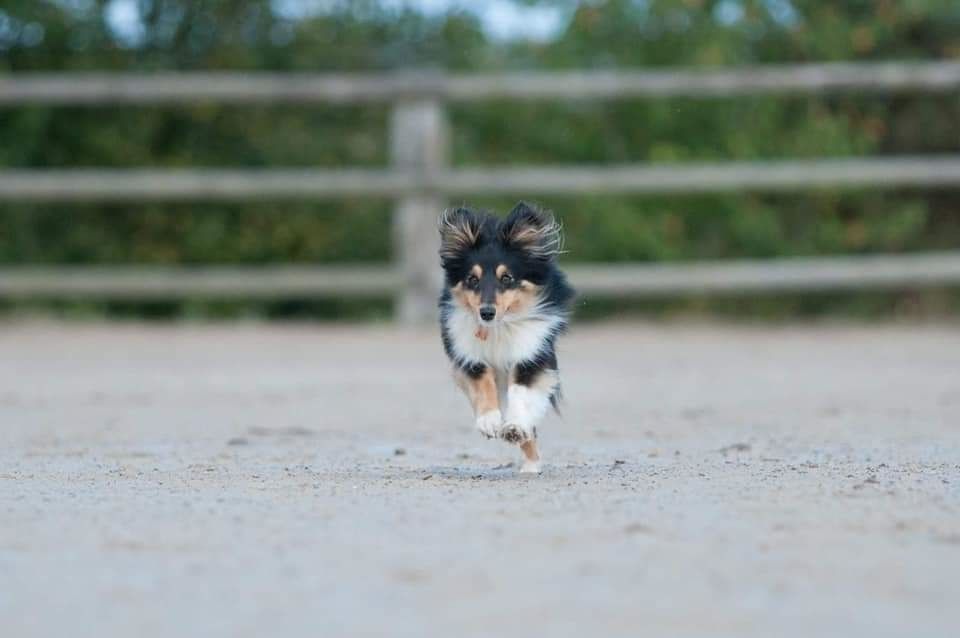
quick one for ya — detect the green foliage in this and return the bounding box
[1,0,959,318]
[0,200,393,264]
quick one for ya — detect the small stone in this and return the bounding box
[624,523,652,535]
[718,443,751,455]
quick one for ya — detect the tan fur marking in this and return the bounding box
[453,366,499,416]
[451,281,482,314]
[520,439,540,462]
[496,281,540,316]
[471,264,483,279]
[511,226,542,245]
[495,264,507,278]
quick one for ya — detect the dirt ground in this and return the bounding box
[1,321,958,637]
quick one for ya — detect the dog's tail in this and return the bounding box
[549,384,563,416]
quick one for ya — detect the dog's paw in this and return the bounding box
[499,423,533,445]
[475,410,503,439]
[520,459,542,474]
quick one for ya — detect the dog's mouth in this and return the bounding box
[474,311,499,340]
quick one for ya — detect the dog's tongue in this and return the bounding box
[475,326,489,341]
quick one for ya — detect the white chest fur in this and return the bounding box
[444,303,562,370]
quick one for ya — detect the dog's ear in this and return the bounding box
[499,202,563,261]
[438,208,482,264]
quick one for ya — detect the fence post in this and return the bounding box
[390,97,448,326]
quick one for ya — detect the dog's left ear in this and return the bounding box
[499,202,563,261]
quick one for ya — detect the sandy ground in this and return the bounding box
[1,321,958,637]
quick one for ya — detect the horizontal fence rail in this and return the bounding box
[0,267,396,299]
[4,253,960,299]
[570,253,960,295]
[3,62,960,104]
[4,156,960,201]
[0,169,415,201]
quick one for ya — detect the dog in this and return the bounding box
[438,202,574,473]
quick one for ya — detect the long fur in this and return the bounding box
[498,206,565,262]
[438,202,575,432]
[438,207,483,265]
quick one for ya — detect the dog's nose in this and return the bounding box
[479,305,496,322]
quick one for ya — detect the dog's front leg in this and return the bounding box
[454,363,502,439]
[501,364,559,473]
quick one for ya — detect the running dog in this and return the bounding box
[438,202,574,473]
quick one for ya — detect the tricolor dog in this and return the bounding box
[438,202,574,473]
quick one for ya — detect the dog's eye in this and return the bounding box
[465,275,479,289]
[500,274,514,286]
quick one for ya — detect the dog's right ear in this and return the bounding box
[438,208,481,264]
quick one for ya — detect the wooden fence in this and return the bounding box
[2,62,960,322]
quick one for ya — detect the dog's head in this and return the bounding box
[439,202,563,325]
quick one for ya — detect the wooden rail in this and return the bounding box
[3,62,960,103]
[0,266,397,298]
[569,252,960,295]
[2,63,960,320]
[3,157,960,201]
[4,252,960,299]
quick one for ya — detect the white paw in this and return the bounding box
[475,410,503,439]
[520,459,542,474]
